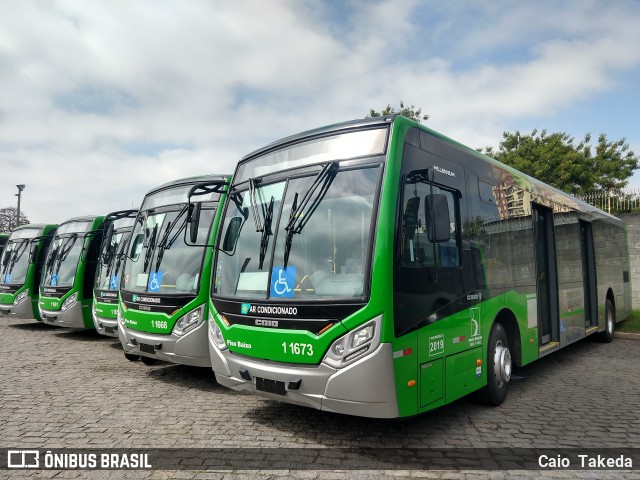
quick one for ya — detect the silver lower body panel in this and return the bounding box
[40,302,86,328]
[210,340,399,418]
[119,320,211,367]
[0,295,34,319]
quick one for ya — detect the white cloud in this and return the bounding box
[2,0,640,223]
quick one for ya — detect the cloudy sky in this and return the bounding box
[2,0,640,224]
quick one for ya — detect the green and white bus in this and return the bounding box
[0,224,57,320]
[207,115,631,418]
[39,216,106,329]
[118,175,230,366]
[92,210,138,337]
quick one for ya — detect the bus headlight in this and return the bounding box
[173,305,204,336]
[61,292,78,311]
[352,324,374,348]
[323,315,382,369]
[13,291,28,306]
[208,312,227,351]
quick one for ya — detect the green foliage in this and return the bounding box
[368,101,429,124]
[0,207,29,233]
[480,130,639,196]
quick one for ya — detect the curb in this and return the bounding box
[614,331,640,341]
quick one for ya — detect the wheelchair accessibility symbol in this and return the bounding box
[109,275,119,290]
[270,266,296,299]
[147,271,164,293]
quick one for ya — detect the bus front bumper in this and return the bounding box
[118,321,211,367]
[210,341,399,418]
[0,294,33,319]
[92,314,119,337]
[40,302,85,328]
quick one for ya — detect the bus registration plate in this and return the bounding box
[139,343,155,354]
[256,377,286,396]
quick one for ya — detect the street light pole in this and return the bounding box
[15,184,25,230]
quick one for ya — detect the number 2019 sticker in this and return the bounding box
[429,334,444,357]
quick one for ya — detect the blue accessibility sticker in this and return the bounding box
[4,273,11,284]
[147,271,164,293]
[51,274,58,286]
[270,266,296,299]
[109,275,119,290]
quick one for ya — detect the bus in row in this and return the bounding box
[0,224,57,319]
[117,174,230,367]
[92,210,138,337]
[38,216,106,328]
[204,115,631,418]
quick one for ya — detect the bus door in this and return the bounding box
[579,221,597,328]
[533,204,559,346]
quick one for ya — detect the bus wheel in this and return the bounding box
[140,356,158,366]
[480,322,511,406]
[599,299,615,343]
[124,353,140,362]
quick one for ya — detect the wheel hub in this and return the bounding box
[494,341,512,385]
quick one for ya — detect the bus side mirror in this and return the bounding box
[425,194,450,243]
[130,233,144,260]
[403,197,420,241]
[188,202,202,244]
[29,243,38,263]
[222,216,245,252]
[103,223,115,263]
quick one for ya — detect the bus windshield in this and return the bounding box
[214,165,381,301]
[41,234,84,288]
[0,228,41,285]
[95,227,133,291]
[122,205,215,295]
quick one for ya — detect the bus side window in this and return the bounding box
[471,245,487,288]
[399,170,460,268]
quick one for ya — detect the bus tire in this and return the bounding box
[140,356,158,365]
[124,352,140,362]
[599,299,615,343]
[479,322,511,406]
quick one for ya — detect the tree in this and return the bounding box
[0,207,29,233]
[368,101,429,124]
[480,130,639,196]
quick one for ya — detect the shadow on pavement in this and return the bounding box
[146,364,222,392]
[7,320,57,331]
[54,328,107,341]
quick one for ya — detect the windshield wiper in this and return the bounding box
[247,177,276,271]
[258,196,275,270]
[4,240,29,276]
[283,161,339,268]
[143,224,159,273]
[154,205,189,273]
[53,234,78,275]
[248,178,264,233]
